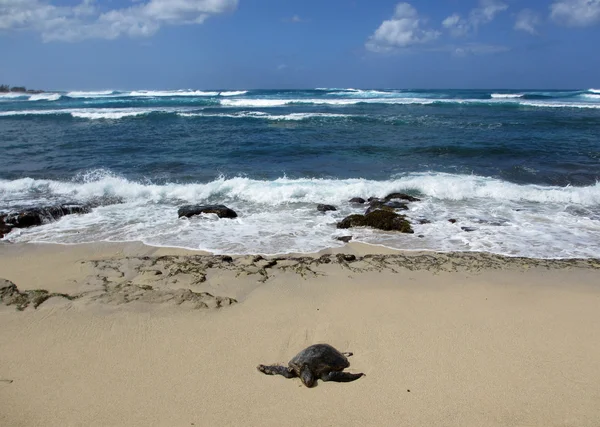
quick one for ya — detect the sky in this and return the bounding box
[0,0,599,90]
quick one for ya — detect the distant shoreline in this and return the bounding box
[0,85,44,94]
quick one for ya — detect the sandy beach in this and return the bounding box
[1,242,599,427]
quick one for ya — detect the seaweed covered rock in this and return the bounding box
[2,205,91,229]
[384,193,421,202]
[178,205,238,219]
[0,279,72,311]
[337,210,413,233]
[317,204,337,212]
[365,200,409,215]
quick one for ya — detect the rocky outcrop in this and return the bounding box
[384,193,421,202]
[0,216,12,239]
[0,279,73,311]
[336,236,352,243]
[1,205,91,231]
[178,205,238,219]
[349,197,366,204]
[317,204,337,212]
[337,210,413,233]
[364,199,408,215]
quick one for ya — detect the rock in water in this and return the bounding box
[349,197,366,204]
[384,193,421,202]
[178,205,238,219]
[0,216,12,239]
[2,205,90,229]
[337,210,413,233]
[317,204,337,212]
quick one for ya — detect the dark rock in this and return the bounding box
[384,193,421,202]
[383,200,409,209]
[418,219,431,225]
[337,214,368,229]
[336,236,352,243]
[365,199,408,215]
[0,216,12,239]
[418,235,425,238]
[317,204,337,212]
[367,197,380,202]
[221,256,233,263]
[178,205,238,219]
[461,227,477,232]
[364,205,396,215]
[337,210,413,233]
[448,219,457,224]
[336,254,356,262]
[349,197,366,204]
[318,254,332,263]
[3,205,91,229]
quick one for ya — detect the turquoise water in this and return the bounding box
[1,88,599,257]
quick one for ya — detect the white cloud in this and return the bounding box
[442,0,508,37]
[366,2,440,52]
[515,9,540,34]
[550,0,600,27]
[0,0,238,42]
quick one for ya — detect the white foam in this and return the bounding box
[2,172,599,209]
[28,93,61,101]
[67,90,116,98]
[219,91,248,96]
[491,93,523,99]
[0,107,190,119]
[128,90,219,97]
[3,172,600,257]
[518,100,600,109]
[0,93,27,99]
[581,94,600,100]
[588,88,600,94]
[178,111,353,121]
[71,110,150,120]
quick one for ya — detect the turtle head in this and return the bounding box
[299,365,315,388]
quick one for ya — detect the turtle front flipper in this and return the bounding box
[320,371,364,383]
[257,364,296,378]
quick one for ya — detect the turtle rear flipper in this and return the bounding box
[257,364,296,378]
[320,371,364,383]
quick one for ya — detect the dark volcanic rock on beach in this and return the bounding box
[384,193,421,202]
[178,205,238,219]
[337,210,413,233]
[336,236,352,243]
[2,205,91,230]
[317,204,337,212]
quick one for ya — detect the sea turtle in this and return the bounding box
[257,343,364,387]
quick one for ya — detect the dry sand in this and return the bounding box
[1,242,599,427]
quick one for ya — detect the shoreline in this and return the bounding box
[1,241,600,426]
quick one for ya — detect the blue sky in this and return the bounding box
[1,0,599,89]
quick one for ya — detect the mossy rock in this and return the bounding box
[337,210,413,233]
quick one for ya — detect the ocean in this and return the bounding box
[1,88,599,257]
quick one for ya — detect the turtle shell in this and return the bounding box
[288,344,350,376]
